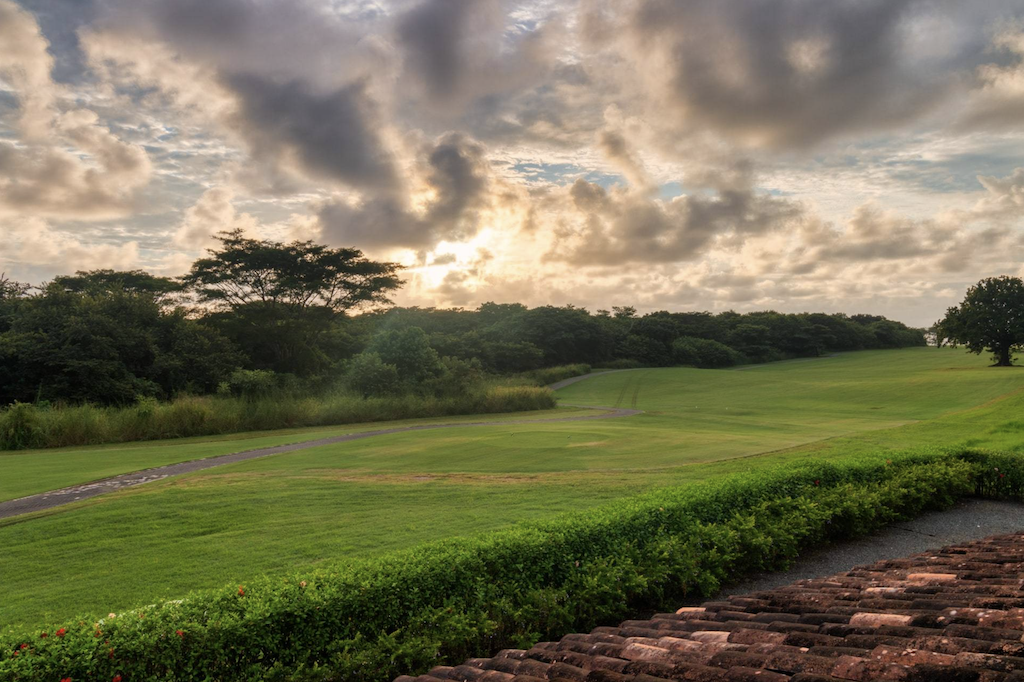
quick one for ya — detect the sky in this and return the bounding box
[2,0,1024,326]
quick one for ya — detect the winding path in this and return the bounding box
[0,373,639,521]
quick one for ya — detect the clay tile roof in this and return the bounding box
[393,533,1024,682]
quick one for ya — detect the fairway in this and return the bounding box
[3,348,1024,628]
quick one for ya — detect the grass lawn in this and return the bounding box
[0,407,598,502]
[3,347,1024,629]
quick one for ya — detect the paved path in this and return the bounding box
[710,498,1024,599]
[0,375,639,521]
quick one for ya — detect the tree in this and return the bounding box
[51,270,182,298]
[344,352,401,398]
[365,327,443,384]
[937,276,1024,367]
[0,275,238,405]
[184,230,403,377]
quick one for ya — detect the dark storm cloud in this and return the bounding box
[318,132,492,248]
[396,0,471,100]
[93,0,378,86]
[614,0,1007,148]
[225,74,397,192]
[423,132,488,226]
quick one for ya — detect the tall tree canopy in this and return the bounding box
[937,276,1024,366]
[183,230,403,376]
[184,230,402,312]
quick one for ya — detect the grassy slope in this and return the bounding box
[3,348,1024,628]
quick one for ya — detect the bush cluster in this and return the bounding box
[3,448,1016,681]
[0,386,556,450]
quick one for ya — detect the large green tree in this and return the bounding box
[184,231,403,377]
[937,276,1024,367]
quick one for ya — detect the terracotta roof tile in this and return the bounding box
[396,533,1024,682]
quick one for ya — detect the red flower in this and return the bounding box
[56,628,66,638]
[40,632,48,638]
[61,678,72,682]
[814,480,820,486]
[238,586,245,596]
[19,644,27,650]
[1000,473,1006,479]
[112,676,122,682]
[94,630,102,638]
[175,630,184,638]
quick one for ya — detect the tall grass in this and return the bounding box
[0,385,556,451]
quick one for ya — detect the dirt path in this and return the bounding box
[0,376,639,521]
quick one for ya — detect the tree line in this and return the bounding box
[0,231,925,406]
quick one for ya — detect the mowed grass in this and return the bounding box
[3,348,1024,628]
[0,407,598,502]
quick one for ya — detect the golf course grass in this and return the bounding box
[3,347,1024,629]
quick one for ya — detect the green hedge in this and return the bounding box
[2,448,1020,681]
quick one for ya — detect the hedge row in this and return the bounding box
[2,448,1020,681]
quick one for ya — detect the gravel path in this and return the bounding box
[0,375,640,520]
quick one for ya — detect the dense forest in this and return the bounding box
[0,232,925,407]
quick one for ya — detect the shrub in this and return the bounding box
[423,357,485,397]
[222,368,279,399]
[522,364,591,386]
[1,448,1012,682]
[345,352,402,398]
[0,401,42,450]
[672,336,745,368]
[367,328,443,384]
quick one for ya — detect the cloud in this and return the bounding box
[317,132,493,249]
[597,128,651,191]
[0,0,57,138]
[593,0,975,149]
[81,0,400,192]
[173,187,258,250]
[394,0,554,111]
[0,110,151,220]
[548,175,807,266]
[974,167,1024,218]
[962,30,1024,130]
[0,4,151,219]
[0,217,140,280]
[224,74,397,191]
[92,0,384,89]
